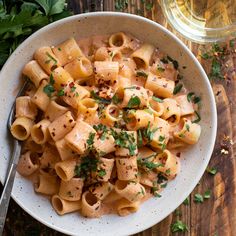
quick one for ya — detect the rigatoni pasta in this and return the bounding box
[12,32,202,219]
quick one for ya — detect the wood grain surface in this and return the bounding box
[1,1,236,235]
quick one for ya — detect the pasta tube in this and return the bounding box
[115,180,146,202]
[175,95,194,116]
[55,158,77,181]
[34,46,61,74]
[65,120,96,154]
[117,198,140,217]
[174,118,201,144]
[15,96,38,120]
[131,43,155,69]
[116,156,138,180]
[145,73,175,98]
[161,98,181,126]
[17,151,39,176]
[22,60,49,87]
[48,111,75,141]
[52,38,84,66]
[89,182,114,200]
[10,117,34,141]
[31,119,51,144]
[59,177,84,201]
[81,191,101,218]
[52,195,81,215]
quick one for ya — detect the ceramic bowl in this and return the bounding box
[0,12,217,235]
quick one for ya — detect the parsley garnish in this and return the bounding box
[98,169,106,177]
[157,66,165,72]
[57,89,64,96]
[158,135,165,142]
[185,124,190,132]
[91,91,111,104]
[173,83,183,95]
[204,190,211,199]
[43,74,55,97]
[71,86,76,92]
[137,129,143,148]
[187,92,195,102]
[152,96,164,103]
[194,193,204,203]
[206,166,217,175]
[171,220,189,233]
[141,122,158,143]
[136,71,148,78]
[74,156,98,179]
[192,111,201,123]
[112,94,121,104]
[111,130,137,155]
[167,55,179,70]
[137,157,163,170]
[127,96,141,108]
[45,52,57,65]
[87,132,95,150]
[201,53,212,60]
[115,0,128,10]
[183,196,189,205]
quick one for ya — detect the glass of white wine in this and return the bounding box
[160,0,236,43]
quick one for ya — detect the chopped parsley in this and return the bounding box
[45,52,57,65]
[141,122,159,143]
[136,71,148,78]
[192,111,201,123]
[112,94,121,104]
[127,96,141,108]
[137,129,143,148]
[71,86,76,92]
[152,96,164,103]
[86,132,95,150]
[91,91,111,104]
[58,47,62,51]
[57,89,64,96]
[98,169,106,177]
[137,158,163,170]
[111,129,137,155]
[194,193,204,203]
[183,196,189,205]
[74,156,98,179]
[186,124,190,132]
[115,0,128,10]
[171,220,189,233]
[173,83,183,95]
[204,190,211,199]
[201,53,212,60]
[43,74,55,97]
[187,92,201,104]
[157,66,165,72]
[187,92,195,102]
[206,166,217,175]
[158,135,165,142]
[167,55,179,70]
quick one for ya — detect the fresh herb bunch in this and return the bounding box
[0,0,71,67]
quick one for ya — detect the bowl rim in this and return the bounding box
[0,11,217,235]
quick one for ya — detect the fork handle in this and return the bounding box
[0,140,21,235]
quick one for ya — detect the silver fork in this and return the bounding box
[0,80,29,235]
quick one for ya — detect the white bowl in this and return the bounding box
[0,12,217,235]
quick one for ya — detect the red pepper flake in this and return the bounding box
[176,152,181,157]
[69,82,75,88]
[136,86,140,90]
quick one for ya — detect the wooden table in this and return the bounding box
[2,1,236,235]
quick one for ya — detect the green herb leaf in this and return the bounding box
[167,55,179,70]
[206,166,217,175]
[183,196,189,205]
[112,94,121,104]
[173,83,183,95]
[137,129,143,148]
[74,156,98,179]
[152,96,164,103]
[136,71,148,78]
[127,96,141,108]
[145,3,153,11]
[186,124,190,132]
[192,111,201,123]
[46,52,57,65]
[201,53,212,60]
[157,66,165,72]
[57,89,64,96]
[91,91,111,104]
[87,132,95,149]
[35,0,66,16]
[115,0,128,10]
[43,84,55,97]
[193,96,201,104]
[187,92,195,102]
[194,193,204,203]
[209,58,224,80]
[230,39,235,48]
[171,220,189,233]
[98,169,106,177]
[204,190,211,199]
[71,86,76,92]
